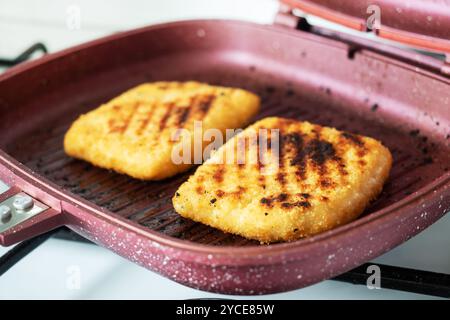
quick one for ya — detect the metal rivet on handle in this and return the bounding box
[13,195,34,211]
[0,205,12,224]
[0,193,49,234]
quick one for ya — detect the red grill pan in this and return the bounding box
[0,7,449,294]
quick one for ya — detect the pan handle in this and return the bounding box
[0,158,65,246]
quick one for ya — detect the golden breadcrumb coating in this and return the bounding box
[64,81,260,180]
[173,117,392,243]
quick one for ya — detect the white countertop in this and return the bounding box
[0,0,448,300]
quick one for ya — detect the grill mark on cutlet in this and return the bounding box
[255,134,266,189]
[109,102,140,134]
[234,132,249,186]
[213,165,225,183]
[174,106,190,127]
[305,138,338,189]
[195,186,204,194]
[261,193,311,210]
[216,190,225,198]
[341,132,367,157]
[308,126,333,169]
[256,131,281,190]
[231,186,246,198]
[285,132,306,180]
[175,94,216,130]
[337,161,348,176]
[275,132,288,187]
[169,96,196,131]
[256,134,263,171]
[108,119,115,132]
[341,132,364,147]
[187,94,216,121]
[281,201,311,209]
[109,91,215,136]
[213,186,246,199]
[260,193,288,207]
[158,102,175,131]
[136,102,155,135]
[198,94,216,114]
[122,102,140,134]
[274,125,304,190]
[307,139,336,166]
[174,95,199,128]
[285,126,346,189]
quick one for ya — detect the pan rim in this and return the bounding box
[1,19,448,83]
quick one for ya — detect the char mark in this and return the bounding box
[178,94,215,127]
[281,201,311,209]
[320,179,334,188]
[109,102,140,134]
[342,132,364,147]
[342,132,367,158]
[276,132,304,186]
[286,131,346,181]
[260,193,288,207]
[258,176,266,187]
[216,190,225,198]
[283,132,308,179]
[256,134,264,171]
[215,186,246,199]
[283,132,303,146]
[256,137,267,188]
[197,94,216,115]
[276,172,286,185]
[305,139,336,166]
[159,102,174,131]
[261,193,311,210]
[275,132,286,187]
[136,102,155,135]
[195,186,204,194]
[290,138,337,173]
[174,106,190,128]
[213,166,225,183]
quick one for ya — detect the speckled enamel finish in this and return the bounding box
[281,0,450,53]
[63,187,449,294]
[0,20,449,294]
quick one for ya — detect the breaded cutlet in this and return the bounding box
[173,117,392,243]
[64,81,260,180]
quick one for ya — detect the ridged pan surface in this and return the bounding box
[0,20,449,294]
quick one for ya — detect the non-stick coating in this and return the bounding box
[0,20,448,294]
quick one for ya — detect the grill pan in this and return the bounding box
[0,4,449,294]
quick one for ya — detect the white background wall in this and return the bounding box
[0,0,278,55]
